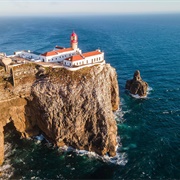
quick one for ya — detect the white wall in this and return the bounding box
[63,60,72,66]
[15,51,40,61]
[70,53,104,67]
[40,49,82,62]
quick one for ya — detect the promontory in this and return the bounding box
[0,63,119,165]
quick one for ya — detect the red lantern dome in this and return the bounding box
[70,31,78,43]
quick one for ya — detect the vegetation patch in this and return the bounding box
[45,66,93,83]
[13,63,38,71]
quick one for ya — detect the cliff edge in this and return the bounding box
[0,63,119,165]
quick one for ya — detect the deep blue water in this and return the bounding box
[0,14,180,179]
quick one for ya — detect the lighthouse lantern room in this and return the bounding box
[71,31,78,50]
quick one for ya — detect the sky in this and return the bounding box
[0,0,180,16]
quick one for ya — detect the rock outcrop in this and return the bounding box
[0,122,4,165]
[0,63,119,165]
[125,70,148,97]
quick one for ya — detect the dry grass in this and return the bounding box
[45,66,92,83]
[13,63,38,71]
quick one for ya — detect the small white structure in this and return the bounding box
[14,32,105,67]
[14,50,40,61]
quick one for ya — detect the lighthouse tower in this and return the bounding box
[70,31,78,50]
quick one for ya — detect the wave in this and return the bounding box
[114,108,127,123]
[147,86,153,91]
[162,110,180,115]
[165,87,180,92]
[0,133,127,179]
[34,134,128,166]
[58,136,128,166]
[130,93,147,99]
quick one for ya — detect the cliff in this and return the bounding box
[0,63,119,165]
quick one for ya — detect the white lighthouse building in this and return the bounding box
[14,31,105,68]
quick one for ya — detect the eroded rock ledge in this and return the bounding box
[0,63,119,165]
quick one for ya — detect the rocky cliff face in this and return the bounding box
[125,70,148,97]
[0,63,119,165]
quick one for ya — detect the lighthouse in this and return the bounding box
[70,31,78,50]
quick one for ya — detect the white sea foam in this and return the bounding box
[147,86,153,92]
[114,108,126,123]
[147,86,153,95]
[34,134,44,141]
[130,93,147,99]
[33,134,52,147]
[129,86,153,99]
[163,111,169,114]
[58,136,128,166]
[114,106,131,124]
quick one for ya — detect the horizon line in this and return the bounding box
[0,12,180,17]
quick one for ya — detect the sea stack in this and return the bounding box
[125,70,148,97]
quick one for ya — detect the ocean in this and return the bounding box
[0,14,180,179]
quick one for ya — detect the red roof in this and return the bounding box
[41,51,57,57]
[83,51,102,57]
[66,50,103,62]
[41,48,74,57]
[71,31,77,37]
[66,54,83,62]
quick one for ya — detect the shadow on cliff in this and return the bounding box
[23,65,47,138]
[3,125,114,179]
[4,121,21,144]
[3,121,61,179]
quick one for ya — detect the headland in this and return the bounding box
[0,32,119,165]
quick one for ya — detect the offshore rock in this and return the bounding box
[0,63,119,165]
[125,70,148,97]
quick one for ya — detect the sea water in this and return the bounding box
[0,14,180,179]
